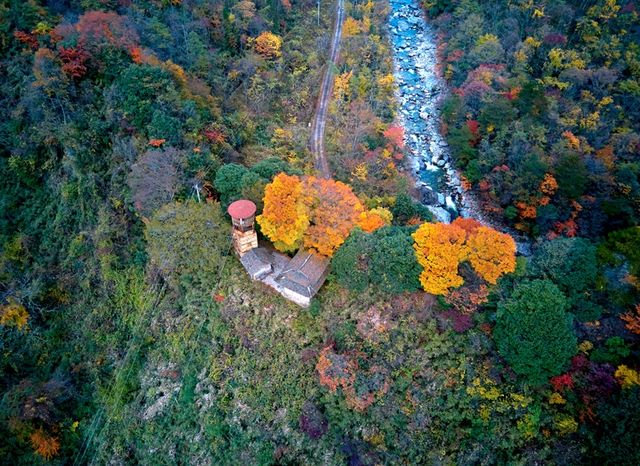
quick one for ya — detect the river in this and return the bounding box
[387,0,531,254]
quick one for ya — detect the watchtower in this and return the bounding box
[227,199,258,256]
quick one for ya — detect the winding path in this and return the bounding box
[310,0,345,179]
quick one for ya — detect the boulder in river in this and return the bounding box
[421,188,439,205]
[428,206,451,223]
[397,20,410,32]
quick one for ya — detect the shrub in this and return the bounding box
[128,148,181,217]
[145,202,228,287]
[214,163,250,204]
[493,280,577,385]
[332,228,373,292]
[590,387,640,465]
[529,237,600,320]
[113,64,177,131]
[332,227,420,294]
[250,157,300,180]
[529,238,598,294]
[590,337,630,364]
[599,226,640,276]
[391,193,432,225]
[369,227,421,294]
[298,401,327,439]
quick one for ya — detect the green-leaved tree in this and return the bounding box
[494,280,577,386]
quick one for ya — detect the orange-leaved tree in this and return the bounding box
[539,173,558,196]
[258,174,390,257]
[412,222,468,295]
[621,304,640,335]
[316,347,389,412]
[257,173,310,252]
[451,217,482,237]
[304,177,364,256]
[30,428,60,460]
[357,207,392,233]
[316,346,356,392]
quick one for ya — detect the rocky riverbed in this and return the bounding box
[388,0,469,222]
[387,0,531,254]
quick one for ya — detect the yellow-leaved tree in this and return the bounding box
[466,226,517,284]
[257,173,310,252]
[342,17,361,37]
[254,31,282,59]
[412,222,468,295]
[257,174,365,257]
[413,218,516,294]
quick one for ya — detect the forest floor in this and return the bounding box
[310,0,345,178]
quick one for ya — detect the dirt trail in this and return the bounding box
[310,0,345,179]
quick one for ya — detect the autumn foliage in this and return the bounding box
[539,173,559,196]
[316,347,389,412]
[621,305,640,335]
[303,177,364,256]
[58,47,89,78]
[412,218,516,294]
[258,174,368,257]
[74,11,139,51]
[148,138,166,148]
[257,173,310,253]
[412,221,468,295]
[30,428,60,460]
[14,30,39,49]
[342,17,362,37]
[357,207,392,233]
[466,225,517,284]
[445,284,490,315]
[0,299,29,330]
[550,373,575,392]
[316,346,356,392]
[254,31,282,59]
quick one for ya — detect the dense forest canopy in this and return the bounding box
[433,0,640,238]
[0,0,639,464]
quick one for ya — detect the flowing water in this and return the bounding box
[387,0,531,254]
[388,0,463,222]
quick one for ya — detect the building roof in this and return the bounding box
[235,245,330,307]
[275,250,330,298]
[240,248,275,280]
[227,199,256,219]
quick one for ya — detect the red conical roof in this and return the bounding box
[227,199,256,219]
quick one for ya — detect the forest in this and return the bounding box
[0,0,639,464]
